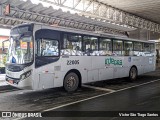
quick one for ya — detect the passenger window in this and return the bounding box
[37,39,59,57]
[99,38,112,56]
[62,34,82,56]
[113,40,123,56]
[143,43,150,52]
[133,42,142,56]
[150,44,155,56]
[150,43,155,52]
[83,36,98,56]
[143,43,155,56]
[124,41,133,56]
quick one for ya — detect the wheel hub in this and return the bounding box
[131,68,136,79]
[67,76,76,88]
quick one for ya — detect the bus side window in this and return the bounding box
[143,43,155,56]
[143,43,151,56]
[37,39,59,57]
[123,41,133,56]
[150,43,155,56]
[133,42,142,56]
[143,43,150,52]
[113,40,123,56]
[99,38,112,56]
[83,36,98,56]
[62,34,83,56]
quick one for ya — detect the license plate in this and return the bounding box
[8,80,13,84]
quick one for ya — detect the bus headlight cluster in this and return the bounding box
[20,70,32,80]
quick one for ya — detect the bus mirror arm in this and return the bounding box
[2,42,4,52]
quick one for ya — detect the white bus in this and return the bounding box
[5,23,156,92]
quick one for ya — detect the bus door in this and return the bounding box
[35,29,60,89]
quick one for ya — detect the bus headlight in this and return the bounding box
[20,70,32,80]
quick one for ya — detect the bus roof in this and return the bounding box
[13,23,155,44]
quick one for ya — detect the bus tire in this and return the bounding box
[129,66,137,81]
[63,72,79,92]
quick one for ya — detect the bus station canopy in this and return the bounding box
[0,0,137,36]
[0,0,160,34]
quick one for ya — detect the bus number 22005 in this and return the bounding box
[67,60,79,65]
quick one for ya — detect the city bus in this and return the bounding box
[5,23,156,92]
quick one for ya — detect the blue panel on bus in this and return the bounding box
[128,57,131,62]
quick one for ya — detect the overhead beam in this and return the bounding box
[0,3,127,36]
[40,0,160,33]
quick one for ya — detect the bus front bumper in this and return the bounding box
[6,76,33,90]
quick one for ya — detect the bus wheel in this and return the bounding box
[129,67,137,81]
[63,72,79,92]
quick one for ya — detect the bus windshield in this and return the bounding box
[7,25,33,64]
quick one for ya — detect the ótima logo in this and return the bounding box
[105,58,122,65]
